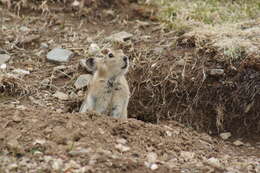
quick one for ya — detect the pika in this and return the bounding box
[79,49,130,119]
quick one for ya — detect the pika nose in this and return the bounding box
[123,56,128,62]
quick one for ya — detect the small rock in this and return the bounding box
[40,43,49,49]
[154,47,163,55]
[220,132,231,140]
[52,158,63,171]
[145,162,159,170]
[64,160,80,169]
[233,140,244,146]
[33,139,46,145]
[6,139,22,153]
[180,151,195,161]
[16,105,27,110]
[106,31,133,42]
[88,43,100,55]
[176,59,185,66]
[0,63,7,70]
[0,54,11,64]
[74,74,92,89]
[40,78,50,86]
[8,163,18,170]
[68,148,92,156]
[33,151,43,156]
[206,157,222,168]
[165,130,172,137]
[209,69,224,76]
[12,113,22,122]
[116,138,127,145]
[12,69,30,75]
[56,109,63,113]
[147,152,157,163]
[44,155,53,162]
[47,48,74,63]
[20,26,30,32]
[71,0,80,6]
[115,144,130,152]
[53,91,69,100]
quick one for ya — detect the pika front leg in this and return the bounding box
[79,95,96,113]
[111,105,123,118]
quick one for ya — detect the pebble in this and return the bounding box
[12,69,30,75]
[233,140,244,146]
[53,91,69,100]
[220,132,232,140]
[115,144,130,152]
[47,48,74,63]
[33,139,46,145]
[209,69,224,76]
[88,43,100,55]
[180,151,195,161]
[52,158,64,171]
[0,54,11,64]
[0,63,7,70]
[144,162,159,170]
[12,113,22,122]
[74,74,92,89]
[40,43,49,49]
[147,152,157,163]
[20,26,30,32]
[6,139,22,153]
[206,157,222,168]
[106,31,133,42]
[116,138,127,145]
[68,148,92,156]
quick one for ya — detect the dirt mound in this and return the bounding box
[0,108,259,172]
[127,20,260,136]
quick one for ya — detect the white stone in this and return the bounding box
[0,63,7,69]
[106,31,133,42]
[68,148,92,156]
[180,151,195,161]
[20,26,30,32]
[116,138,127,145]
[147,152,157,163]
[12,69,30,75]
[220,132,231,140]
[115,144,130,152]
[52,158,63,170]
[53,91,69,100]
[206,157,222,168]
[0,54,10,64]
[47,48,74,63]
[209,69,224,76]
[233,140,244,146]
[33,139,46,145]
[74,74,92,89]
[40,43,48,49]
[88,43,100,55]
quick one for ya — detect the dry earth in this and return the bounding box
[0,1,259,172]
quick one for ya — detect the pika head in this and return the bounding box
[85,49,129,78]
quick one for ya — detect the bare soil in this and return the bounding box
[0,1,259,172]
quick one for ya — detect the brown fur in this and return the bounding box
[79,49,130,119]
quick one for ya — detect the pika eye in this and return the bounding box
[108,53,114,58]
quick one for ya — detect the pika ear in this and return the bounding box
[85,58,97,73]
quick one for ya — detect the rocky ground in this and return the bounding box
[0,1,259,172]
